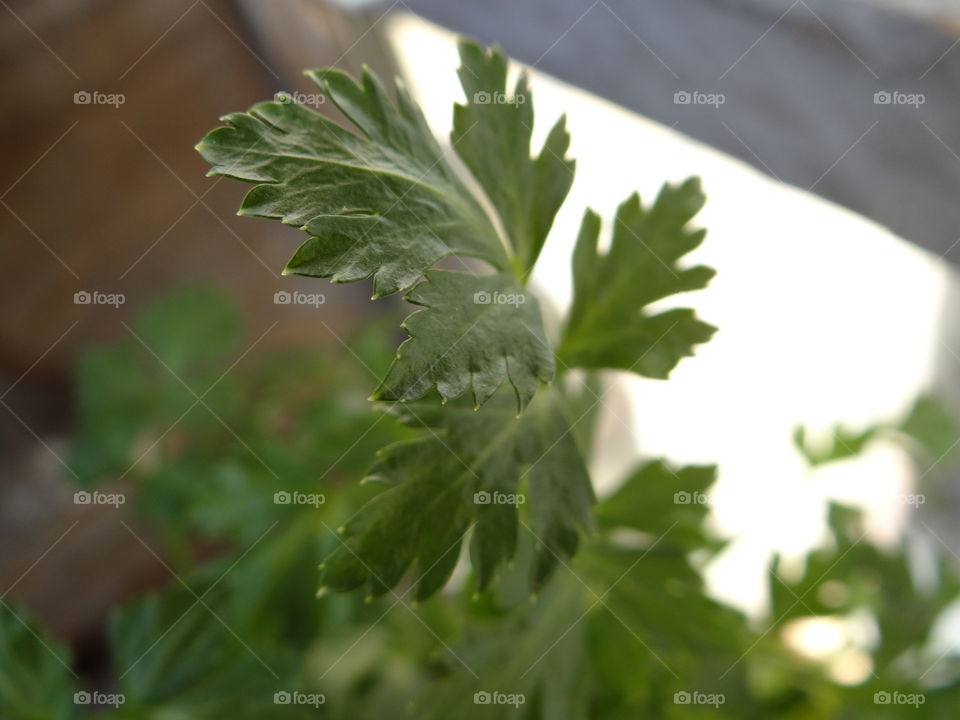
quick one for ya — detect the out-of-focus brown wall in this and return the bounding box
[0,0,396,383]
[0,0,396,642]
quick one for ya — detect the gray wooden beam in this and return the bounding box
[398,0,960,264]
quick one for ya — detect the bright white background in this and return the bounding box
[387,15,957,623]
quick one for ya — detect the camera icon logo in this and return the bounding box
[473,291,491,304]
[74,491,91,505]
[74,691,91,705]
[674,91,692,105]
[674,691,691,704]
[874,91,891,105]
[274,291,291,305]
[673,491,691,505]
[274,491,291,505]
[473,91,491,105]
[274,691,291,704]
[74,91,91,105]
[874,691,891,704]
[74,291,91,304]
[473,491,491,505]
[474,691,491,704]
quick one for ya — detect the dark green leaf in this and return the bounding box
[415,460,749,720]
[559,179,716,377]
[372,269,554,410]
[197,62,557,408]
[452,39,575,276]
[595,460,720,553]
[320,387,593,599]
[111,582,308,719]
[196,68,507,297]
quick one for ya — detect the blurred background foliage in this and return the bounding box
[5,1,960,716]
[2,286,960,718]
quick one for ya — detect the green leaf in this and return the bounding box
[70,343,147,483]
[69,287,242,483]
[197,59,558,408]
[111,582,309,719]
[414,461,749,720]
[371,270,555,410]
[413,574,588,720]
[595,460,720,553]
[792,423,880,467]
[134,286,243,375]
[898,393,958,462]
[452,40,575,276]
[0,607,76,720]
[792,393,958,470]
[196,68,507,298]
[320,387,594,600]
[770,503,960,672]
[559,179,716,377]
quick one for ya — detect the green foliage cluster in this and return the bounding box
[195,38,716,598]
[4,289,959,719]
